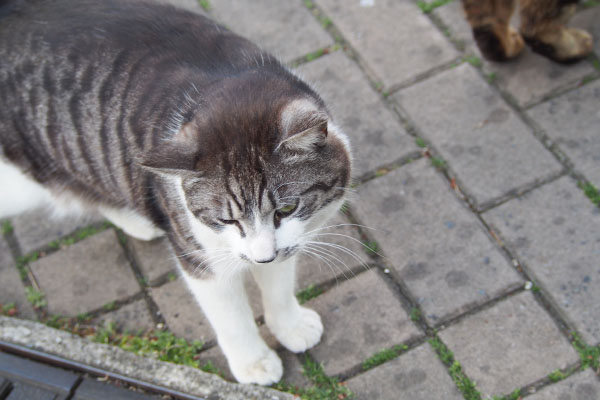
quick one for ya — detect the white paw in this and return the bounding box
[229,348,283,386]
[270,307,323,353]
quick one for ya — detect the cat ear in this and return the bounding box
[138,122,200,177]
[277,99,329,152]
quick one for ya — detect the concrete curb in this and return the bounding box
[0,316,293,400]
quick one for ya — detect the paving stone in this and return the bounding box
[308,269,421,376]
[346,343,463,400]
[129,237,176,286]
[11,209,104,255]
[296,212,369,291]
[315,0,459,88]
[439,291,579,397]
[352,159,522,325]
[572,6,600,57]
[528,80,600,187]
[525,369,600,400]
[150,278,215,343]
[29,230,140,316]
[94,299,155,334]
[297,52,416,177]
[394,63,563,209]
[0,237,35,319]
[483,176,600,345]
[433,0,480,56]
[209,0,332,63]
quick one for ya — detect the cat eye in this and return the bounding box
[275,203,298,217]
[218,218,238,225]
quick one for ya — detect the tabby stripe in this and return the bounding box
[98,50,129,191]
[257,174,267,210]
[116,53,152,198]
[45,94,62,162]
[225,180,243,213]
[69,89,99,181]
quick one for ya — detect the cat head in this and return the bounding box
[141,73,351,277]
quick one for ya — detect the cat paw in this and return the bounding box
[229,349,283,385]
[270,307,323,353]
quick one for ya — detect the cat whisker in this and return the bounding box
[302,232,385,258]
[301,248,345,283]
[302,251,339,287]
[304,243,356,280]
[303,240,370,273]
[301,223,380,236]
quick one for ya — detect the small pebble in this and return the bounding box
[156,323,164,330]
[524,281,533,290]
[383,268,390,274]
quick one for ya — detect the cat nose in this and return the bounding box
[254,253,277,263]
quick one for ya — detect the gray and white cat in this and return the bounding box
[0,0,352,385]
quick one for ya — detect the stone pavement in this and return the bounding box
[1,0,600,399]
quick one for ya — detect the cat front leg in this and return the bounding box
[251,257,324,353]
[181,270,283,385]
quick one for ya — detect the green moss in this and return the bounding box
[578,181,600,206]
[572,333,600,370]
[167,272,177,282]
[1,220,13,236]
[415,137,427,148]
[363,241,379,255]
[103,301,117,311]
[303,0,315,9]
[197,0,211,11]
[548,369,566,382]
[305,48,326,62]
[297,284,324,305]
[417,0,454,13]
[362,344,408,371]
[431,157,447,170]
[464,55,482,67]
[487,72,498,83]
[429,337,482,399]
[410,307,422,322]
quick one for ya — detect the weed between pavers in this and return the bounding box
[578,181,600,206]
[273,354,353,399]
[0,302,18,317]
[428,336,482,400]
[25,286,47,309]
[417,0,454,14]
[297,284,324,305]
[197,0,211,11]
[571,333,600,371]
[362,344,408,371]
[1,220,13,235]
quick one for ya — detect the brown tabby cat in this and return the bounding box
[461,0,593,63]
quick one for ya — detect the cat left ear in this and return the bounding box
[277,99,329,152]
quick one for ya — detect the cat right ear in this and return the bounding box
[276,99,329,153]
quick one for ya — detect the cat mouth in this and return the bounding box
[240,246,299,264]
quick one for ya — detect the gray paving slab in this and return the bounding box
[5,382,57,400]
[352,159,522,325]
[297,52,416,177]
[11,209,103,255]
[129,237,176,286]
[296,212,369,291]
[150,278,215,343]
[0,237,35,319]
[94,299,155,334]
[528,80,600,187]
[433,0,481,56]
[483,176,600,345]
[346,343,463,400]
[315,0,459,88]
[394,63,563,209]
[209,0,332,63]
[308,269,421,376]
[525,369,600,400]
[29,230,140,316]
[439,291,579,397]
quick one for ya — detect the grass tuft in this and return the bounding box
[578,181,600,206]
[464,55,482,67]
[362,344,408,371]
[25,286,47,309]
[417,0,454,13]
[1,221,13,236]
[571,332,600,370]
[297,284,323,304]
[415,137,427,148]
[197,0,211,11]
